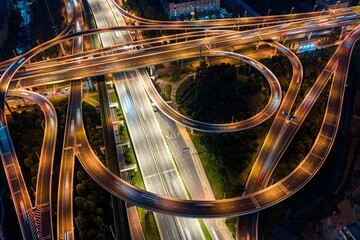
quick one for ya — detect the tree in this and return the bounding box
[95,233,106,240]
[76,183,87,195]
[24,157,34,168]
[187,12,192,20]
[76,171,87,182]
[75,197,86,210]
[180,14,185,21]
[75,215,88,231]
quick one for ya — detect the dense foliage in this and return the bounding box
[9,106,44,204]
[179,62,268,123]
[74,102,112,240]
[178,61,270,197]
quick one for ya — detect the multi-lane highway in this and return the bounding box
[0,1,360,239]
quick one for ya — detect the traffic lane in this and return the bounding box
[282,168,309,192]
[254,184,287,207]
[311,135,330,159]
[301,154,321,174]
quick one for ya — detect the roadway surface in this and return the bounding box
[7,90,57,240]
[0,3,359,239]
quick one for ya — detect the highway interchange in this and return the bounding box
[0,0,359,239]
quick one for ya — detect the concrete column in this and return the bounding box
[307,32,312,40]
[339,26,345,40]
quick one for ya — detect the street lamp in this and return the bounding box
[320,8,325,16]
[267,9,271,16]
[244,10,247,18]
[335,0,340,9]
[313,4,317,12]
[290,7,294,14]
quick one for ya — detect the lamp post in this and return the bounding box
[290,7,294,14]
[244,10,247,18]
[335,0,340,9]
[320,8,325,16]
[267,9,271,16]
[313,4,317,12]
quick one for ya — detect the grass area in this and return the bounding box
[175,76,195,101]
[155,63,165,69]
[124,145,136,164]
[90,94,99,102]
[225,218,236,238]
[189,133,224,199]
[119,125,130,142]
[158,73,170,79]
[110,91,118,103]
[130,170,145,190]
[163,84,172,101]
[137,208,160,240]
[45,81,69,89]
[199,219,212,240]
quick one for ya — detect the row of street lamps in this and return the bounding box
[240,0,359,19]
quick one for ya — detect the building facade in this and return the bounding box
[315,0,350,10]
[165,0,220,19]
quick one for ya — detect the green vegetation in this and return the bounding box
[74,170,112,240]
[110,91,118,103]
[178,62,270,198]
[73,102,113,239]
[225,218,237,238]
[170,69,184,82]
[137,208,160,239]
[259,44,360,239]
[189,134,225,199]
[91,94,99,102]
[261,47,336,180]
[45,82,69,90]
[8,107,45,205]
[123,145,137,165]
[178,62,269,123]
[130,170,145,189]
[199,219,212,240]
[163,84,172,101]
[123,0,167,20]
[5,97,69,239]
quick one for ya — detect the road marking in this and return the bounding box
[278,183,291,195]
[310,152,323,160]
[250,196,261,209]
[324,120,337,126]
[161,169,177,175]
[300,166,312,175]
[320,133,332,140]
[144,173,160,180]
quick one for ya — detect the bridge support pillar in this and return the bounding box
[273,47,277,55]
[5,100,12,114]
[307,32,312,40]
[339,26,345,40]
